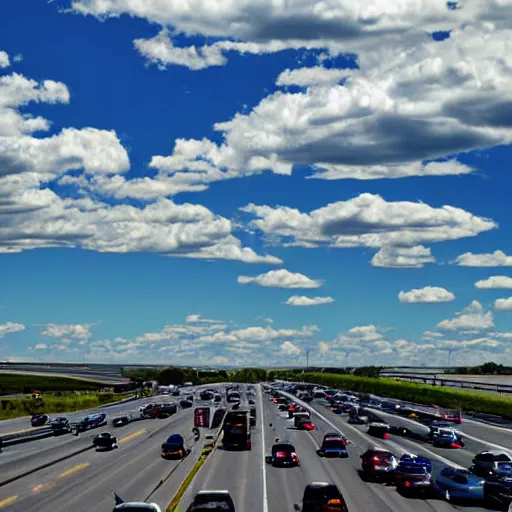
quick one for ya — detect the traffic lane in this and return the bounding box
[263,399,457,512]
[0,409,196,512]
[178,412,263,512]
[0,406,188,483]
[301,404,490,512]
[356,406,511,456]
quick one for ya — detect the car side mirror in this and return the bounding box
[293,504,301,511]
[265,455,272,464]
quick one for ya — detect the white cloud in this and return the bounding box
[454,250,512,267]
[33,343,48,350]
[494,297,512,311]
[280,341,301,356]
[0,322,25,338]
[276,67,350,87]
[437,301,494,331]
[318,341,329,354]
[371,246,436,268]
[421,330,444,340]
[39,323,95,340]
[285,295,335,306]
[0,50,9,68]
[185,314,224,324]
[241,194,495,253]
[398,286,455,303]
[475,276,512,289]
[210,356,229,365]
[238,269,324,289]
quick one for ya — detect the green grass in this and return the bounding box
[277,371,512,420]
[0,392,133,421]
[0,373,107,394]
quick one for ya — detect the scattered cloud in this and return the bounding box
[0,50,9,68]
[437,301,494,331]
[276,67,349,87]
[494,297,512,311]
[238,269,324,289]
[399,286,455,303]
[186,314,225,325]
[285,296,335,307]
[371,246,436,268]
[38,323,95,340]
[280,341,301,356]
[0,322,25,338]
[454,250,512,267]
[33,343,48,350]
[240,194,495,260]
[475,276,512,289]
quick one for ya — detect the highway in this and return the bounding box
[0,383,511,511]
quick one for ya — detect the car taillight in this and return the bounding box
[403,481,411,487]
[373,456,381,462]
[383,433,389,439]
[292,454,299,462]
[450,442,461,448]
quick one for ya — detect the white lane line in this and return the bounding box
[258,384,269,512]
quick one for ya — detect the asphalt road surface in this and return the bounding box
[1,384,511,512]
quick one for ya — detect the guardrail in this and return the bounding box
[380,372,512,394]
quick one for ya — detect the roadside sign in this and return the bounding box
[194,407,210,428]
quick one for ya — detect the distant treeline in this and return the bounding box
[446,362,512,376]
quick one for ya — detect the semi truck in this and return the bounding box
[222,409,251,450]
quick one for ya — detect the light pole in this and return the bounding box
[306,349,310,369]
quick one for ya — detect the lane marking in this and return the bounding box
[58,462,90,479]
[119,428,146,444]
[32,482,57,494]
[258,384,269,512]
[0,496,18,508]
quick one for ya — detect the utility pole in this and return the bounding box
[306,349,310,369]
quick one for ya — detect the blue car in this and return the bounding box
[432,428,465,448]
[395,454,432,492]
[433,466,485,502]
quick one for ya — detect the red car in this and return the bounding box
[297,418,315,431]
[360,448,399,480]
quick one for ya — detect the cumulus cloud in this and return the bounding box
[33,343,48,350]
[118,19,512,192]
[0,322,25,338]
[240,194,495,258]
[494,297,512,311]
[0,50,9,68]
[475,276,512,289]
[238,269,324,289]
[454,250,512,267]
[280,341,301,356]
[437,301,494,331]
[399,286,455,303]
[285,295,335,306]
[186,314,225,324]
[371,246,436,268]
[39,323,95,340]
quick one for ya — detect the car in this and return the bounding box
[432,428,465,448]
[93,432,118,451]
[294,482,349,512]
[50,416,69,430]
[470,451,512,481]
[293,412,311,428]
[161,434,189,459]
[30,414,48,427]
[297,418,315,431]
[180,399,193,409]
[113,494,161,512]
[367,422,390,439]
[247,398,255,405]
[113,416,130,427]
[395,454,433,492]
[185,490,235,512]
[265,442,300,467]
[389,425,411,437]
[318,435,349,458]
[433,466,485,502]
[214,394,222,403]
[360,448,398,480]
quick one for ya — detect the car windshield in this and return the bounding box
[497,462,512,472]
[398,465,427,475]
[306,486,341,501]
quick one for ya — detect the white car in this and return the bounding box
[113,494,161,512]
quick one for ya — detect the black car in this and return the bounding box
[30,414,48,427]
[93,432,118,451]
[113,416,130,427]
[185,490,235,512]
[180,399,193,409]
[470,452,512,481]
[50,417,69,429]
[266,442,300,467]
[484,477,512,509]
[294,483,349,512]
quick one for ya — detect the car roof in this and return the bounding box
[196,490,230,495]
[114,503,160,511]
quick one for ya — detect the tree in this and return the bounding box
[158,367,185,385]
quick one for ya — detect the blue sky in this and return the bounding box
[2,0,512,367]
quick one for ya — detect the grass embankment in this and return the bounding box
[0,374,107,394]
[281,372,512,420]
[0,392,133,421]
